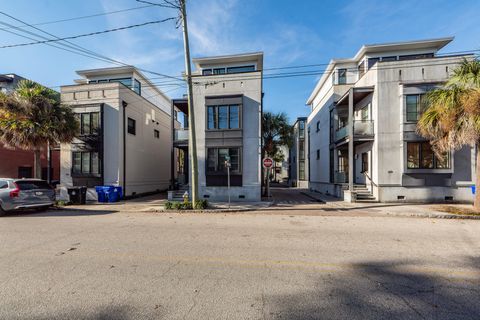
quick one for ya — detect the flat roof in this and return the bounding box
[193,52,264,70]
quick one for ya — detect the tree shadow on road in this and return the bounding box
[266,259,480,319]
[3,207,118,218]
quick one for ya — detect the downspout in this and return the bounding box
[122,101,128,196]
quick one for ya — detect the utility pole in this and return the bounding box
[179,0,198,202]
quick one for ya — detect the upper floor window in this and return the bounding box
[133,79,141,95]
[76,112,100,135]
[89,77,141,95]
[127,117,136,135]
[406,94,424,122]
[207,105,240,130]
[299,121,305,138]
[316,121,320,132]
[338,69,347,85]
[202,65,255,76]
[360,103,370,120]
[406,142,450,169]
[154,129,160,139]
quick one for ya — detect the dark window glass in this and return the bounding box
[421,143,434,169]
[316,121,320,132]
[213,68,226,75]
[299,161,305,180]
[407,142,420,168]
[316,149,320,160]
[91,152,100,175]
[399,53,434,61]
[407,142,450,169]
[381,56,397,62]
[18,167,33,179]
[358,61,366,78]
[91,112,100,134]
[299,141,305,160]
[226,65,255,73]
[299,121,305,138]
[81,113,90,135]
[338,68,347,84]
[82,152,91,174]
[368,58,380,69]
[207,148,241,174]
[97,79,108,83]
[154,129,160,139]
[361,153,368,173]
[133,79,141,95]
[15,180,52,190]
[73,152,82,174]
[202,69,212,76]
[406,95,421,122]
[128,118,136,135]
[229,105,239,129]
[0,180,8,189]
[218,106,228,129]
[207,106,217,130]
[361,105,369,120]
[110,78,133,88]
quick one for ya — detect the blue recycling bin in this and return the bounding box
[95,186,122,203]
[471,186,476,195]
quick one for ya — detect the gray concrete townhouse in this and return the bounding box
[172,52,263,201]
[306,37,476,203]
[59,66,173,199]
[289,117,308,188]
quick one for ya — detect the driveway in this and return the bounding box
[0,208,479,319]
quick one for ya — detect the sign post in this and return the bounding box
[263,158,273,198]
[225,156,231,209]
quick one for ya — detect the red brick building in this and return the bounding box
[0,144,60,181]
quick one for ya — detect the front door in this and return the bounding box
[355,152,368,184]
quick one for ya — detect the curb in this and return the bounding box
[385,212,480,220]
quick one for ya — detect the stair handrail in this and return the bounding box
[363,171,377,190]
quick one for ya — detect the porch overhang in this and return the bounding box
[336,86,374,106]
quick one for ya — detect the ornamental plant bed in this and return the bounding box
[164,200,208,211]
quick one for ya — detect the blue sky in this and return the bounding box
[1,0,479,122]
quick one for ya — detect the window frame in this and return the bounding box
[338,68,347,85]
[72,151,101,176]
[206,104,241,130]
[406,141,451,169]
[78,112,100,136]
[127,117,136,135]
[154,129,160,139]
[406,94,423,122]
[206,147,242,175]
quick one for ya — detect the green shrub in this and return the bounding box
[194,200,208,210]
[173,202,183,210]
[183,202,193,210]
[164,201,174,210]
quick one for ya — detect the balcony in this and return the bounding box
[174,129,189,142]
[334,120,374,142]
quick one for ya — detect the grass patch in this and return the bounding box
[435,205,480,216]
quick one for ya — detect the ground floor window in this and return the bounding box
[206,147,241,174]
[72,151,101,175]
[406,142,450,169]
[299,160,305,180]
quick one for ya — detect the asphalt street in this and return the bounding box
[0,208,479,319]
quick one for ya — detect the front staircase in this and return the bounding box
[353,184,377,203]
[170,185,190,201]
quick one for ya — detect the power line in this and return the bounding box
[0,17,176,49]
[0,11,185,82]
[0,4,157,31]
[136,0,180,9]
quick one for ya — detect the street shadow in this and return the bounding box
[2,207,118,218]
[266,259,480,319]
[30,304,163,320]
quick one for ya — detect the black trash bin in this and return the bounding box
[67,186,87,205]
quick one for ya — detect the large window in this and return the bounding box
[299,120,305,138]
[127,117,136,135]
[72,151,101,175]
[226,65,255,73]
[299,140,305,160]
[406,142,450,169]
[207,148,241,174]
[77,112,100,135]
[299,161,305,180]
[406,94,424,122]
[207,105,240,130]
[202,65,255,75]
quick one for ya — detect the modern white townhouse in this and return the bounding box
[306,37,475,203]
[289,117,308,188]
[172,52,263,201]
[59,66,172,199]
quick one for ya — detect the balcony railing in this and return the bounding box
[334,120,374,142]
[354,120,374,136]
[174,129,189,141]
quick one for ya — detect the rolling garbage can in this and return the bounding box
[67,186,87,205]
[95,186,123,203]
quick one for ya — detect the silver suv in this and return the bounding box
[0,179,55,216]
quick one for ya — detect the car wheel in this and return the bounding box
[0,205,6,217]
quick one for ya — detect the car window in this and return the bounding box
[0,181,8,189]
[15,180,52,190]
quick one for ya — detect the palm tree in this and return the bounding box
[0,80,78,179]
[262,111,294,195]
[417,58,480,209]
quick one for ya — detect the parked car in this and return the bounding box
[0,179,55,216]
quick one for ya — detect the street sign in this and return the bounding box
[263,158,273,168]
